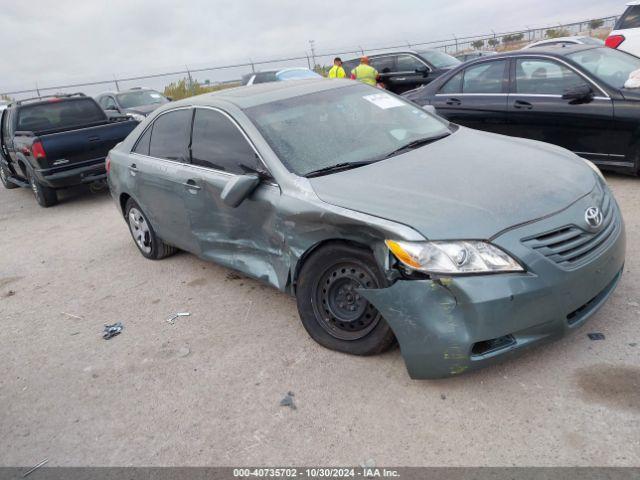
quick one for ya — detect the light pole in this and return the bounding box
[309,40,317,70]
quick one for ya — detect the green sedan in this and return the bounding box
[106,79,625,379]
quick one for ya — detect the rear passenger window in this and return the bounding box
[133,127,152,155]
[439,71,463,94]
[191,109,256,174]
[462,60,507,94]
[617,5,640,29]
[148,109,192,161]
[515,59,583,95]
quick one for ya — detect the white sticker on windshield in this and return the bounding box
[362,93,404,109]
[150,93,162,98]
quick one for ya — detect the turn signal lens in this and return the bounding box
[386,240,524,275]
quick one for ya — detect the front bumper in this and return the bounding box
[361,189,626,379]
[35,157,107,188]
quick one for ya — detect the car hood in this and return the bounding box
[123,103,164,116]
[309,128,596,240]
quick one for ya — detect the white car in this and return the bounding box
[523,36,604,49]
[607,2,640,57]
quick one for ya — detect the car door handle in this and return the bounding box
[128,163,138,176]
[445,98,461,106]
[183,179,201,192]
[513,100,533,110]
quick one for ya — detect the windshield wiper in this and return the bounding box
[384,133,451,159]
[304,160,377,178]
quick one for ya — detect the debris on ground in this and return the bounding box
[440,394,447,400]
[166,312,190,325]
[587,333,605,341]
[70,332,80,336]
[628,301,639,308]
[102,322,123,340]
[61,312,83,320]
[630,343,637,347]
[360,458,376,468]
[23,458,48,477]
[5,290,16,297]
[280,391,296,410]
[177,346,191,358]
[226,272,243,280]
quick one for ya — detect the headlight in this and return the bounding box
[583,159,605,181]
[127,113,146,122]
[385,240,524,275]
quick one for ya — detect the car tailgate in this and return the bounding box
[38,120,138,168]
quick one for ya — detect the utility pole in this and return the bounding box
[35,82,41,97]
[452,34,458,53]
[309,40,316,70]
[185,65,193,90]
[113,74,120,92]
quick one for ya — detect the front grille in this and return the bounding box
[522,193,619,268]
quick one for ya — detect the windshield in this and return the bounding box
[417,50,461,69]
[277,69,321,81]
[116,90,168,109]
[245,84,451,176]
[567,47,640,89]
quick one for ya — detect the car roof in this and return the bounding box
[492,44,601,58]
[96,87,157,96]
[168,78,350,109]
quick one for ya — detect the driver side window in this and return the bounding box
[515,59,584,95]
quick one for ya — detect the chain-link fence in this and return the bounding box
[1,15,619,99]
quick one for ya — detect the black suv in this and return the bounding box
[342,50,461,94]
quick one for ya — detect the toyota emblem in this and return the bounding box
[585,207,603,229]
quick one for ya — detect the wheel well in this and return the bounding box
[291,239,375,293]
[119,193,131,216]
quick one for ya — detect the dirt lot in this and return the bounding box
[1,174,639,467]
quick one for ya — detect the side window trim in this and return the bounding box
[131,106,275,181]
[190,106,273,179]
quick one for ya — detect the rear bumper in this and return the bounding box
[360,197,626,379]
[35,157,107,188]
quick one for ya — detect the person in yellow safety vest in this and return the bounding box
[328,57,346,79]
[350,56,378,86]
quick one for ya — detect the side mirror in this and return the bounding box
[220,174,260,208]
[415,67,429,76]
[166,96,173,102]
[422,105,437,115]
[562,84,594,103]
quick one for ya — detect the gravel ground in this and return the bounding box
[0,174,639,467]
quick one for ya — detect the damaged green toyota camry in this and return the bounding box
[106,78,625,379]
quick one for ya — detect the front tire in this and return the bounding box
[0,163,18,189]
[29,172,58,207]
[125,198,176,260]
[295,243,396,356]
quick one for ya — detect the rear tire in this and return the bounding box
[29,172,58,207]
[295,243,396,356]
[125,198,176,260]
[0,163,18,189]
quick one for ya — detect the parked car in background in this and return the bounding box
[241,68,321,85]
[0,93,138,206]
[95,87,170,122]
[343,50,461,94]
[607,1,640,56]
[107,79,624,379]
[403,45,640,175]
[523,36,604,49]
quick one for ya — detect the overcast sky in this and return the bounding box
[0,0,624,96]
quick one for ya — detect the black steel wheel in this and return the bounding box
[296,243,396,356]
[312,261,382,341]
